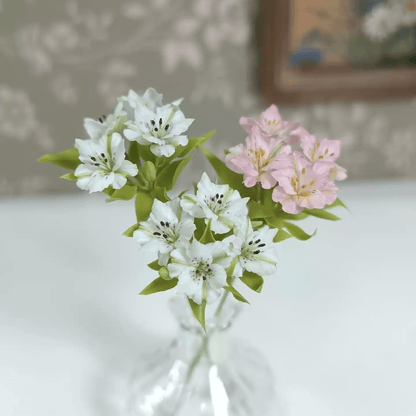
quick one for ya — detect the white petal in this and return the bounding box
[188,240,212,265]
[124,128,140,141]
[112,173,127,189]
[150,144,175,157]
[84,118,106,141]
[119,160,138,177]
[207,264,227,289]
[245,254,277,276]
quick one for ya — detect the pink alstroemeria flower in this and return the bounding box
[271,151,338,214]
[239,105,299,141]
[226,127,292,189]
[300,133,347,181]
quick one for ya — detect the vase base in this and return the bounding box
[125,338,276,416]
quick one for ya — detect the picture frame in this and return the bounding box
[260,0,416,104]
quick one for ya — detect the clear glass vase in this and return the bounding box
[126,294,276,416]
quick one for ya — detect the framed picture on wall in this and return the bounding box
[260,0,416,104]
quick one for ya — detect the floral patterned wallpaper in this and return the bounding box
[0,0,415,197]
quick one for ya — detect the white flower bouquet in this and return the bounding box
[38,87,347,331]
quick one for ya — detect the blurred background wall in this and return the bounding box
[0,0,415,197]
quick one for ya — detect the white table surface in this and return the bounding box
[1,179,415,416]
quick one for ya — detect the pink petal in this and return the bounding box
[239,116,258,134]
[271,186,286,202]
[286,125,313,144]
[319,139,340,161]
[260,105,282,124]
[282,198,303,214]
[259,172,277,189]
[244,175,258,188]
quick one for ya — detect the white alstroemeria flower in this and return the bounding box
[74,132,138,193]
[227,218,278,278]
[168,240,232,305]
[180,172,249,234]
[119,87,164,121]
[133,198,195,266]
[83,100,128,142]
[123,102,194,157]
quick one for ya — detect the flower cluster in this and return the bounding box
[225,105,347,214]
[39,86,348,330]
[74,88,194,193]
[134,173,278,305]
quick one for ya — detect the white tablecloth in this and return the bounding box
[1,180,415,416]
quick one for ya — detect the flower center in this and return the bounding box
[192,262,213,281]
[89,151,112,172]
[310,142,335,162]
[152,220,177,243]
[242,237,266,259]
[206,193,225,214]
[248,148,268,174]
[149,117,170,140]
[263,117,280,135]
[290,171,316,199]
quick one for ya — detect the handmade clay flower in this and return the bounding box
[119,87,164,121]
[225,126,292,189]
[271,152,338,214]
[74,132,138,193]
[180,172,249,234]
[124,102,194,157]
[168,240,232,305]
[226,218,278,278]
[133,198,195,266]
[239,105,298,141]
[83,100,128,142]
[300,134,347,181]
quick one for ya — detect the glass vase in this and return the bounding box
[126,294,276,416]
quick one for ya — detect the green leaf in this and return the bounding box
[105,184,137,202]
[102,187,114,197]
[248,200,274,219]
[193,218,206,241]
[201,147,255,199]
[139,277,178,295]
[156,155,193,191]
[188,298,207,332]
[135,190,154,222]
[283,221,316,241]
[127,141,141,166]
[224,286,250,304]
[240,271,264,293]
[137,144,156,163]
[38,147,81,170]
[60,172,77,181]
[147,260,162,271]
[199,220,215,244]
[303,208,340,221]
[122,223,140,237]
[326,198,348,211]
[152,186,170,202]
[173,130,216,159]
[273,228,293,243]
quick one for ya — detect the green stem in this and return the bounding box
[256,182,262,204]
[215,288,230,317]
